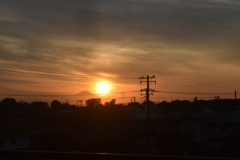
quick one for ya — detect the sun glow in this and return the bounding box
[95,82,111,94]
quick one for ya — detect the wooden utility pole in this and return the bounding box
[139,75,156,153]
[139,75,156,119]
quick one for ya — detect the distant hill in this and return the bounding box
[75,91,96,97]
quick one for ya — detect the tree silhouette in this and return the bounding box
[105,99,116,107]
[194,97,198,102]
[110,99,116,105]
[214,96,220,100]
[127,102,141,108]
[62,102,71,109]
[31,101,49,110]
[51,100,62,111]
[86,98,102,107]
[1,98,17,107]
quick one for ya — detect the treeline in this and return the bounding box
[0,97,74,112]
[0,97,127,112]
[156,98,240,109]
[1,97,240,111]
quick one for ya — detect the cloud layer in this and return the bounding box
[1,0,240,101]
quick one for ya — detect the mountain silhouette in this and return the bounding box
[75,91,96,97]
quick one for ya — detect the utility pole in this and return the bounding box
[121,92,125,105]
[139,75,156,119]
[132,97,136,103]
[139,75,156,153]
[235,90,237,100]
[77,100,83,107]
[234,90,237,107]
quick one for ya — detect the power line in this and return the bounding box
[110,90,139,94]
[0,89,234,98]
[0,90,140,97]
[154,90,233,95]
[151,96,215,100]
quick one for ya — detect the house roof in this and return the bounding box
[0,114,39,136]
[121,106,160,120]
[186,112,232,125]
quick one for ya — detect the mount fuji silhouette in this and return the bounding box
[75,91,96,97]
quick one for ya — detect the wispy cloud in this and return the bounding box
[0,0,240,97]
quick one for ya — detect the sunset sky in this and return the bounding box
[1,0,240,103]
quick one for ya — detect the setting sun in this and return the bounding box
[96,82,111,94]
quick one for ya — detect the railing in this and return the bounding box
[0,150,240,160]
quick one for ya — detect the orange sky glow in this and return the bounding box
[0,0,240,105]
